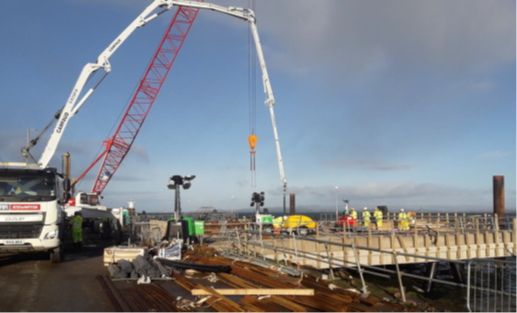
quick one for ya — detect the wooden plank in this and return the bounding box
[425,231,430,258]
[494,220,500,257]
[455,217,461,258]
[316,225,321,268]
[174,272,245,312]
[466,232,472,259]
[413,224,418,261]
[391,227,396,263]
[379,235,384,265]
[445,233,451,260]
[396,235,410,261]
[503,231,509,257]
[436,234,441,258]
[273,237,278,263]
[343,223,347,266]
[301,235,306,266]
[218,273,309,312]
[514,218,517,255]
[192,289,314,296]
[475,219,481,258]
[367,226,372,265]
[485,231,491,257]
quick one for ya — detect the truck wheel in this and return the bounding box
[50,246,63,263]
[263,225,274,233]
[298,226,309,236]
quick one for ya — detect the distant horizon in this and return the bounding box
[161,204,517,214]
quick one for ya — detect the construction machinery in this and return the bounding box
[0,0,202,262]
[1,0,287,262]
[72,0,288,214]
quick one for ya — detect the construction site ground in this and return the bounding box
[0,230,449,312]
[0,230,115,312]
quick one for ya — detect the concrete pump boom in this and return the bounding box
[21,0,287,209]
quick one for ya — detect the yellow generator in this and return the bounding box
[282,215,316,236]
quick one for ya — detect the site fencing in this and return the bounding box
[216,220,515,311]
[467,258,516,312]
[126,213,515,311]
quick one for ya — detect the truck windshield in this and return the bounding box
[0,173,56,201]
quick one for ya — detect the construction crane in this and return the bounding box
[0,0,203,262]
[74,1,289,211]
[1,0,288,263]
[72,2,203,195]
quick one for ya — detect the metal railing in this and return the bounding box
[216,223,515,310]
[467,258,516,312]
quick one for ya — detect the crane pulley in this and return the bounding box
[248,132,257,187]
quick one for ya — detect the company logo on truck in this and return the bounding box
[0,204,9,211]
[68,89,78,105]
[109,38,122,52]
[56,112,69,133]
[11,204,41,211]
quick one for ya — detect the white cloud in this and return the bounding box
[471,82,496,93]
[478,151,509,159]
[267,182,497,207]
[326,158,415,171]
[216,0,515,79]
[65,1,514,86]
[128,145,150,163]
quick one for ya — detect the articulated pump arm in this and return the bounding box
[23,0,287,206]
[27,0,179,169]
[170,0,288,202]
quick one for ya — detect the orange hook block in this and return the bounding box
[248,133,257,150]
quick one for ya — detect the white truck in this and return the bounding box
[0,166,70,262]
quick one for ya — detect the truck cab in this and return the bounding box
[0,167,69,262]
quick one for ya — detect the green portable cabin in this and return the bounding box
[194,220,205,235]
[182,217,195,236]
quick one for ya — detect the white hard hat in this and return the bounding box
[284,216,288,220]
[364,207,368,211]
[400,208,404,212]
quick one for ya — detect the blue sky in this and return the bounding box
[0,0,515,214]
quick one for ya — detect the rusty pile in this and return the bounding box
[99,253,419,312]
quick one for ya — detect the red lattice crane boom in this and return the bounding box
[74,2,202,194]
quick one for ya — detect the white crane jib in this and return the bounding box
[25,0,287,204]
[170,1,287,198]
[34,0,178,168]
